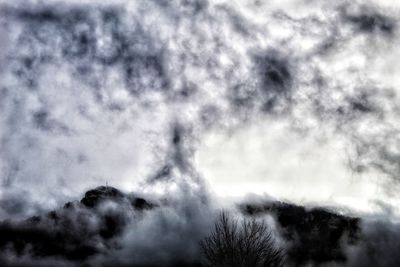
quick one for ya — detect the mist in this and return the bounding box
[1,0,400,266]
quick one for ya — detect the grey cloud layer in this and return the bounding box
[1,1,399,207]
[1,0,400,266]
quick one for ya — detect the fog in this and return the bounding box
[0,0,400,266]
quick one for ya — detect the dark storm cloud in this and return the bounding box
[1,0,399,207]
[1,0,400,266]
[254,52,293,113]
[148,122,198,183]
[342,7,396,36]
[3,4,169,97]
[123,51,170,95]
[228,49,297,122]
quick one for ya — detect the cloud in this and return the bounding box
[1,0,400,265]
[345,220,400,267]
[0,183,216,267]
[341,4,396,36]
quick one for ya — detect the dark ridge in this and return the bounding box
[0,186,156,264]
[133,197,155,210]
[99,211,127,239]
[81,186,156,209]
[240,201,361,265]
[80,186,125,207]
[0,186,368,266]
[0,219,99,261]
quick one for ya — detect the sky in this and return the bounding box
[0,0,400,266]
[1,0,399,216]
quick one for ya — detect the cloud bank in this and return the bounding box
[1,0,400,266]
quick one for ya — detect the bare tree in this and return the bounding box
[201,211,284,267]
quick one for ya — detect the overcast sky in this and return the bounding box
[2,1,400,266]
[1,0,400,221]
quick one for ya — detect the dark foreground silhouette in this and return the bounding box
[0,186,375,267]
[201,211,284,267]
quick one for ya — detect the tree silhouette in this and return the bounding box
[201,211,284,267]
